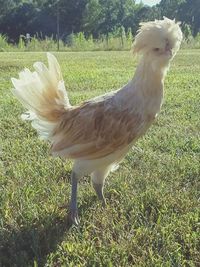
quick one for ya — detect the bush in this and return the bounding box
[0,35,12,52]
[0,29,199,52]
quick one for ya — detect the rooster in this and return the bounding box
[12,17,182,225]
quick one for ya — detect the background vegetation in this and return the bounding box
[0,0,199,266]
[0,0,200,51]
[0,50,199,267]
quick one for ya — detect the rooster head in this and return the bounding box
[133,17,182,64]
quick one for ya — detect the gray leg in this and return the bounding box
[92,181,106,207]
[69,171,80,226]
[91,167,110,207]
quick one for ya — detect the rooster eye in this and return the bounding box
[153,48,160,52]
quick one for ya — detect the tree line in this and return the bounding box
[0,0,199,43]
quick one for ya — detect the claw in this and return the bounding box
[102,198,107,208]
[68,209,80,226]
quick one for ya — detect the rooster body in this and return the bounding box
[12,18,182,225]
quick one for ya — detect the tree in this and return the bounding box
[56,0,88,34]
[81,0,102,35]
[158,0,185,19]
[178,0,200,36]
[0,2,41,42]
[116,0,137,32]
[82,0,137,36]
[0,0,19,21]
[0,0,199,42]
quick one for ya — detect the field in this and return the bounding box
[0,50,199,267]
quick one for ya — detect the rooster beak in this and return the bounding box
[165,42,172,56]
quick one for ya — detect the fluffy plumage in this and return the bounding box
[134,17,182,52]
[12,17,182,225]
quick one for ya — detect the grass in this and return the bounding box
[0,50,199,267]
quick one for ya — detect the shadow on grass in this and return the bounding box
[0,214,72,267]
[0,199,91,267]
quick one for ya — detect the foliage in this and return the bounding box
[1,30,200,52]
[0,29,135,51]
[0,35,12,51]
[0,0,200,44]
[182,33,200,49]
[181,23,192,40]
[159,0,185,19]
[178,0,200,36]
[0,50,199,266]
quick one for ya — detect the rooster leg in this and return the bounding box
[68,171,80,226]
[92,182,106,207]
[91,168,110,207]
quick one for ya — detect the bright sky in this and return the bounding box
[136,0,161,6]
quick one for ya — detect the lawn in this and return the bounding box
[0,50,199,267]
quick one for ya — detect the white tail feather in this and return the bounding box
[12,53,70,140]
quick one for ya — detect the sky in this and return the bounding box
[135,0,161,6]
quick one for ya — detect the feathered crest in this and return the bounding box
[133,17,183,55]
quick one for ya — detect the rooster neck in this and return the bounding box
[126,56,167,116]
[133,56,167,93]
[131,56,168,101]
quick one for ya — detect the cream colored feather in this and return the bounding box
[12,17,182,225]
[11,17,183,173]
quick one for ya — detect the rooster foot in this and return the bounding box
[68,209,80,226]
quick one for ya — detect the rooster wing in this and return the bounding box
[51,98,142,160]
